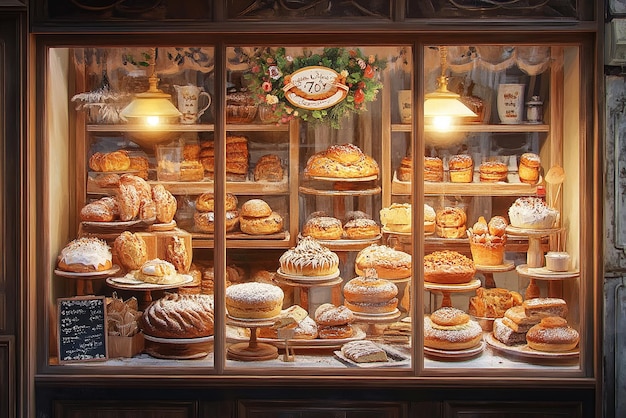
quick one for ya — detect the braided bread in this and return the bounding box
[141,293,214,338]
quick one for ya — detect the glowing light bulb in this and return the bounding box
[146,116,160,126]
[432,115,452,131]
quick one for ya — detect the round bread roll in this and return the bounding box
[240,211,283,235]
[354,244,412,280]
[314,303,355,327]
[141,293,214,338]
[324,143,364,164]
[114,231,148,271]
[57,237,113,273]
[304,144,379,179]
[89,150,131,172]
[240,199,272,218]
[196,192,238,213]
[343,210,371,223]
[225,282,284,319]
[80,199,116,222]
[424,307,483,350]
[303,216,344,240]
[526,316,579,352]
[194,210,240,233]
[380,203,412,233]
[343,218,381,240]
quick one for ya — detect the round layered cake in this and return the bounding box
[423,250,476,284]
[525,316,579,352]
[354,244,412,280]
[424,307,483,351]
[225,282,284,319]
[508,196,559,229]
[141,293,215,338]
[279,236,340,276]
[343,272,399,314]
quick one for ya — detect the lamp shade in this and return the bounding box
[120,90,182,124]
[424,90,477,118]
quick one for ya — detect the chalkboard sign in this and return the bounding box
[57,296,108,363]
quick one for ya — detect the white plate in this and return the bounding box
[54,264,120,279]
[226,326,366,349]
[143,334,214,344]
[276,268,340,282]
[107,274,193,289]
[334,343,410,368]
[424,340,485,360]
[485,333,579,359]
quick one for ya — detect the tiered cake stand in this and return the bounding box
[474,260,515,288]
[55,265,121,296]
[226,315,280,361]
[105,274,194,310]
[275,269,343,312]
[424,279,482,309]
[505,225,564,298]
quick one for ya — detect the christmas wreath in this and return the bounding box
[244,47,387,128]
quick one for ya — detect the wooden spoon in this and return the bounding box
[545,165,565,207]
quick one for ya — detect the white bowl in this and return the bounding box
[545,251,570,272]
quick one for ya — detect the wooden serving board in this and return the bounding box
[135,228,193,273]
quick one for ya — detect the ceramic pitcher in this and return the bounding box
[174,84,212,124]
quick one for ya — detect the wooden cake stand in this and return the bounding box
[226,316,279,361]
[275,269,343,312]
[516,264,580,298]
[351,309,402,336]
[424,279,482,308]
[55,265,121,296]
[105,274,193,310]
[474,260,515,288]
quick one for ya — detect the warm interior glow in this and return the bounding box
[432,115,452,131]
[146,116,160,126]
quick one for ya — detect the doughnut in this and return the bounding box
[302,216,343,240]
[225,282,284,319]
[526,316,579,352]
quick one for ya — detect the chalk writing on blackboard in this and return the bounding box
[57,296,108,363]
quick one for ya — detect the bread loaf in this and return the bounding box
[141,293,214,338]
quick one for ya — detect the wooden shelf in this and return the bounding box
[86,123,290,133]
[391,123,550,133]
[191,232,292,249]
[392,173,538,196]
[87,177,290,195]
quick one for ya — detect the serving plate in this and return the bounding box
[334,343,410,368]
[54,264,120,279]
[226,325,366,350]
[424,340,485,360]
[485,333,579,359]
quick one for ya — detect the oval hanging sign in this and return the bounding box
[282,66,349,110]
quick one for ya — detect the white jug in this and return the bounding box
[174,84,212,124]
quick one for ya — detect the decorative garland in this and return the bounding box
[244,47,387,128]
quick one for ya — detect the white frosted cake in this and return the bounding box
[508,197,558,229]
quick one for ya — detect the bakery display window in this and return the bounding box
[39,39,592,377]
[418,44,584,374]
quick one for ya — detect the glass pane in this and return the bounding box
[228,1,392,20]
[407,0,579,20]
[48,46,216,368]
[421,44,582,374]
[223,45,413,371]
